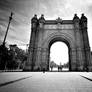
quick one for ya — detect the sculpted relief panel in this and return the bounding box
[44,24,74,30]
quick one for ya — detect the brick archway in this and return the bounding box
[24,14,92,71]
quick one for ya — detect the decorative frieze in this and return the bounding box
[44,24,74,30]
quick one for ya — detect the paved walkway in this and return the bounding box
[0,72,92,92]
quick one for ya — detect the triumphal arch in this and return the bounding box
[24,14,92,71]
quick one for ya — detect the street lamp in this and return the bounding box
[3,12,14,46]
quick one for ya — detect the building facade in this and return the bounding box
[24,14,92,71]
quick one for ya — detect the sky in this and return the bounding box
[50,42,68,65]
[0,0,92,64]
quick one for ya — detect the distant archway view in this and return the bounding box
[49,42,69,71]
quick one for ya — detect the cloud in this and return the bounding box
[0,0,92,49]
[0,0,32,46]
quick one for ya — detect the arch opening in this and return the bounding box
[49,41,69,71]
[47,37,72,72]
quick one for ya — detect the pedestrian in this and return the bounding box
[43,68,45,73]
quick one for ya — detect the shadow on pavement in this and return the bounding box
[80,75,92,82]
[0,76,32,87]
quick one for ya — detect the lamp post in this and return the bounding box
[3,12,14,46]
[0,12,14,70]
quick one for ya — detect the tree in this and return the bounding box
[14,47,27,69]
[6,48,18,70]
[0,44,28,70]
[50,61,58,71]
[0,44,9,70]
[63,62,69,68]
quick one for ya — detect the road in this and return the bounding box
[0,72,92,92]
